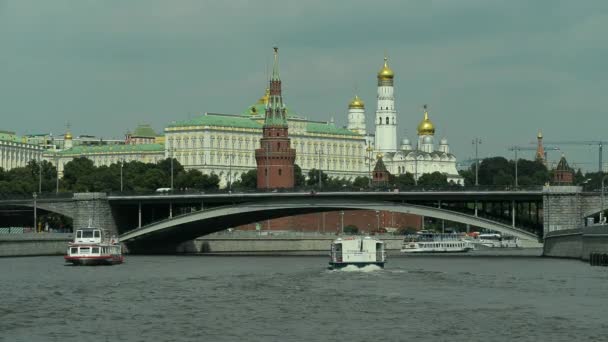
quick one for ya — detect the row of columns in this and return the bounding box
[0,144,43,171]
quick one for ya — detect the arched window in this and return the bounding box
[386,117,389,124]
[379,118,382,125]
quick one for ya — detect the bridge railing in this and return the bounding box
[107,185,543,197]
[0,192,74,201]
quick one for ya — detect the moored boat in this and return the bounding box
[467,233,520,248]
[64,227,124,266]
[328,236,386,269]
[400,230,474,253]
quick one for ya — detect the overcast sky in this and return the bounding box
[1,0,607,170]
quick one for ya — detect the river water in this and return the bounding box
[1,251,607,342]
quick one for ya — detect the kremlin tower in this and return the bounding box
[417,105,435,153]
[535,130,546,165]
[255,47,296,189]
[347,95,366,135]
[374,57,398,152]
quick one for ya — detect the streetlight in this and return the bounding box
[228,154,234,192]
[472,138,482,186]
[316,148,324,190]
[120,160,124,192]
[33,192,37,233]
[55,156,59,194]
[601,175,608,225]
[38,160,42,194]
[169,148,174,190]
[366,145,373,187]
[513,148,518,189]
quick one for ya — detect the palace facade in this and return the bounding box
[0,131,44,171]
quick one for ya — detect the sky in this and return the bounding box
[1,0,607,171]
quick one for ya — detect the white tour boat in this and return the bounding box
[64,227,124,266]
[400,231,474,253]
[329,236,386,269]
[468,233,520,248]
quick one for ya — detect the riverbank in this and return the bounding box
[543,225,608,261]
[0,233,72,257]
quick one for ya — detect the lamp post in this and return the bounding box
[33,192,38,233]
[472,138,482,186]
[228,154,233,192]
[340,210,344,234]
[366,145,373,187]
[55,156,59,194]
[120,160,124,192]
[602,175,608,225]
[514,148,518,189]
[170,148,174,190]
[316,149,323,190]
[38,161,42,194]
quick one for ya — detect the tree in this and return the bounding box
[417,172,448,187]
[353,176,370,189]
[62,158,97,191]
[393,173,415,188]
[478,157,510,186]
[294,164,306,187]
[343,225,359,235]
[233,169,257,190]
[307,168,328,188]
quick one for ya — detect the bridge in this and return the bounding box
[0,186,604,253]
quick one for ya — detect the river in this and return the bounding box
[1,251,607,342]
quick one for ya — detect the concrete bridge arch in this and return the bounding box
[120,198,540,253]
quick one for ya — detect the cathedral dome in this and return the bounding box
[440,137,448,145]
[423,135,433,144]
[417,110,435,136]
[401,137,410,145]
[348,95,365,109]
[377,57,394,80]
[65,131,72,140]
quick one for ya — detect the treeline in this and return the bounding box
[0,157,220,194]
[458,156,605,189]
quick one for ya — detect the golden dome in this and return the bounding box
[417,110,435,136]
[377,57,394,80]
[537,129,543,139]
[257,88,270,105]
[348,95,365,109]
[65,131,73,140]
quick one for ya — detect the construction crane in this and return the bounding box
[542,140,605,172]
[508,145,560,187]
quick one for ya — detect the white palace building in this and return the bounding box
[165,54,462,186]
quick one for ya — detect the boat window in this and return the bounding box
[82,231,94,238]
[92,247,100,254]
[79,247,90,253]
[70,247,77,254]
[76,231,82,238]
[93,230,101,238]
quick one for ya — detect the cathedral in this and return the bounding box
[346,57,463,185]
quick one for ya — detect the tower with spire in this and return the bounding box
[417,105,435,153]
[535,130,546,165]
[255,47,296,189]
[347,95,366,135]
[374,56,398,152]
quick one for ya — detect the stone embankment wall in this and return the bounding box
[543,226,608,261]
[0,233,71,257]
[179,233,405,254]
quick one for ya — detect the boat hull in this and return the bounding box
[401,247,473,253]
[328,262,385,270]
[64,255,124,266]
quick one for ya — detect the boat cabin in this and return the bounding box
[74,228,104,244]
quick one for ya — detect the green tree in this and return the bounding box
[343,225,359,235]
[233,169,257,190]
[353,176,370,189]
[478,157,510,186]
[393,173,415,188]
[417,172,448,187]
[294,164,306,187]
[307,168,328,188]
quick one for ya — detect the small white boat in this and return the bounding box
[329,236,386,269]
[401,231,474,253]
[469,233,520,248]
[64,227,124,266]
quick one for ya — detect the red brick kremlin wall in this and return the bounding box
[234,210,422,233]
